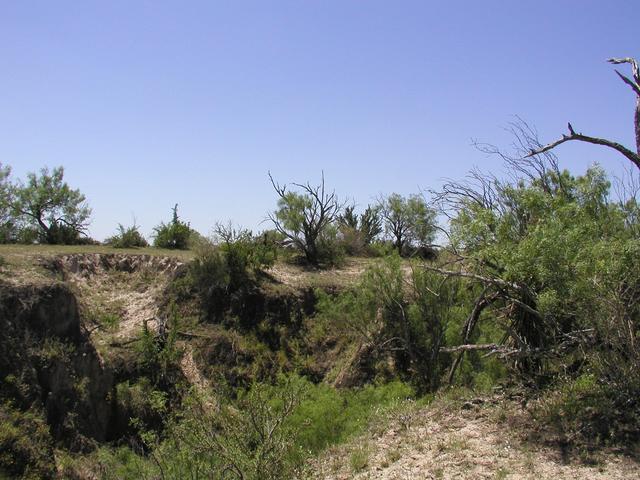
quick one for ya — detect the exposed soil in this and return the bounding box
[311,397,640,480]
[50,254,184,345]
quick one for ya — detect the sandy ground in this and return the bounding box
[310,398,640,480]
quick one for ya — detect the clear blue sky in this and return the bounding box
[1,1,639,240]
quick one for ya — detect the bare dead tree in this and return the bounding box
[526,57,640,170]
[431,167,501,220]
[267,171,343,265]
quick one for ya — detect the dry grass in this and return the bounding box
[0,245,192,286]
[309,393,640,480]
[266,256,378,290]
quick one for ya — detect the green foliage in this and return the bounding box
[532,373,640,447]
[338,204,382,255]
[39,337,75,363]
[105,222,148,248]
[215,223,278,282]
[176,230,278,319]
[153,204,192,249]
[136,304,183,385]
[378,193,437,256]
[349,444,370,473]
[360,205,383,245]
[100,376,413,480]
[268,173,342,266]
[286,379,412,457]
[0,163,18,244]
[436,152,640,440]
[153,375,308,480]
[98,312,121,331]
[116,378,168,437]
[0,402,55,479]
[316,255,469,392]
[449,165,638,366]
[12,166,91,244]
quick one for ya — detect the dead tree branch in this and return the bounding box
[525,58,640,170]
[267,171,343,265]
[447,288,499,384]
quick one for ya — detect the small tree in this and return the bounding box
[378,193,436,256]
[360,205,383,245]
[338,204,383,255]
[153,204,192,249]
[12,166,91,244]
[268,172,343,266]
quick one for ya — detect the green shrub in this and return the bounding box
[105,222,148,248]
[135,304,183,384]
[57,445,153,480]
[366,240,396,257]
[154,375,308,480]
[153,204,192,250]
[215,223,278,285]
[126,376,413,479]
[349,444,370,473]
[315,255,468,392]
[286,379,413,457]
[315,224,345,267]
[0,403,55,479]
[532,374,640,447]
[177,230,278,319]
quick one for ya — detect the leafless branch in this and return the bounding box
[525,57,640,170]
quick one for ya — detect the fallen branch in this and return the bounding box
[447,288,498,384]
[421,264,519,290]
[441,343,500,353]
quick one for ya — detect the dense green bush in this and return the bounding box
[378,193,437,256]
[174,229,278,320]
[88,376,413,480]
[153,204,192,249]
[315,255,479,392]
[105,222,148,248]
[0,402,55,479]
[11,166,92,245]
[337,205,383,255]
[215,223,278,284]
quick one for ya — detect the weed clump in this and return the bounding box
[105,222,148,248]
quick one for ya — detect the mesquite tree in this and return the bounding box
[378,193,437,256]
[268,172,342,265]
[12,166,91,244]
[529,57,640,170]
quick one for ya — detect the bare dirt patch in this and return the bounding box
[51,254,184,349]
[311,397,640,480]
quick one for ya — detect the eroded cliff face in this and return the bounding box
[0,282,115,448]
[0,251,358,478]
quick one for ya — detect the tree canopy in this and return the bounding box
[12,166,91,244]
[268,172,343,265]
[378,193,437,256]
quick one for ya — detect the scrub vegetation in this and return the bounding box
[1,57,639,479]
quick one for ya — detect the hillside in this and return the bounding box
[0,246,639,479]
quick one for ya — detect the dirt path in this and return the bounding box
[311,398,640,480]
